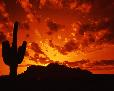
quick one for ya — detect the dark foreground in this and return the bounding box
[0,64,114,91]
[0,75,114,91]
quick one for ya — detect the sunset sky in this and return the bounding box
[0,0,114,75]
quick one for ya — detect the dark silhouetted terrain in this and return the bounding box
[17,63,93,80]
[0,63,114,91]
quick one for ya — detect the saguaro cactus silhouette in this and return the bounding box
[2,22,27,77]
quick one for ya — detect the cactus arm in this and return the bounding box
[2,41,11,65]
[17,41,27,64]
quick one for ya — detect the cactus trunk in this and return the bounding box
[12,21,18,50]
[10,64,18,77]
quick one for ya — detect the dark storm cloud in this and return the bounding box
[54,40,83,55]
[0,15,8,22]
[93,60,114,66]
[0,31,6,43]
[64,59,88,65]
[91,0,114,15]
[33,0,93,9]
[29,0,40,9]
[77,0,114,44]
[62,60,91,67]
[28,53,41,63]
[26,34,30,38]
[33,53,53,64]
[29,56,38,63]
[47,19,65,32]
[61,0,93,13]
[64,40,78,52]
[0,0,10,23]
[78,17,114,45]
[55,40,79,54]
[47,31,53,35]
[79,22,96,35]
[96,18,114,31]
[31,42,43,53]
[45,39,77,55]
[96,19,114,42]
[48,40,55,47]
[28,52,53,64]
[61,0,93,7]
[20,21,30,30]
[92,0,114,37]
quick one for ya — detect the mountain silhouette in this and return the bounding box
[17,63,92,80]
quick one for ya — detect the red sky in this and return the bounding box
[0,0,114,75]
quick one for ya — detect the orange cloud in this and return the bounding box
[46,18,65,33]
[0,1,9,19]
[0,31,6,43]
[17,0,32,12]
[76,3,92,13]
